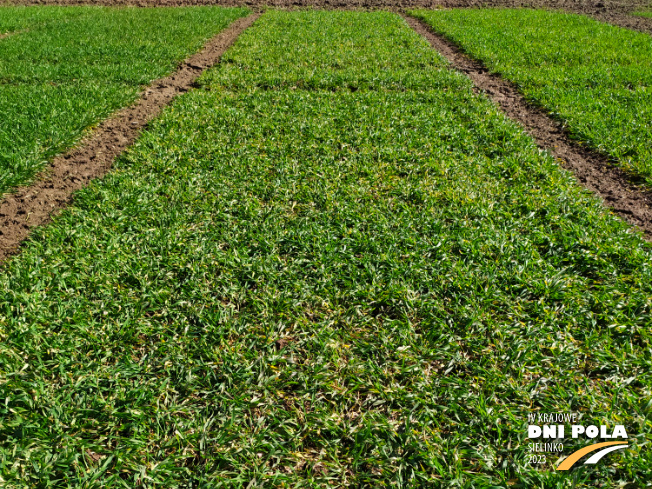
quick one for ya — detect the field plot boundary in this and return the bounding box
[404,14,652,239]
[0,12,260,263]
[591,8,652,35]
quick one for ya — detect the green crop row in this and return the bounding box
[0,6,248,197]
[1,10,650,488]
[411,8,652,185]
[199,10,465,92]
[0,5,89,33]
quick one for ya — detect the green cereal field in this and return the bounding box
[0,5,650,489]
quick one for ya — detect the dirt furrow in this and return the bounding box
[404,14,652,239]
[0,12,260,263]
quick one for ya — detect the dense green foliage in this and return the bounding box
[200,10,461,91]
[411,8,652,184]
[0,5,88,33]
[0,6,248,197]
[1,9,650,488]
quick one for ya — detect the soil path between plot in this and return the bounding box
[404,14,652,239]
[0,12,260,263]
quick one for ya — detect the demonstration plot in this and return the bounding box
[1,9,650,488]
[0,6,248,197]
[411,8,652,185]
[201,9,464,91]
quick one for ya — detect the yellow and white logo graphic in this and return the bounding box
[526,413,630,470]
[555,441,629,470]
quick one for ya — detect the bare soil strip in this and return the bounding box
[404,14,652,238]
[591,10,652,35]
[0,12,260,263]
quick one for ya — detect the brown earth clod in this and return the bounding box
[0,12,260,263]
[404,14,652,239]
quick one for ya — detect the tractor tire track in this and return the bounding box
[0,12,260,263]
[404,14,652,238]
